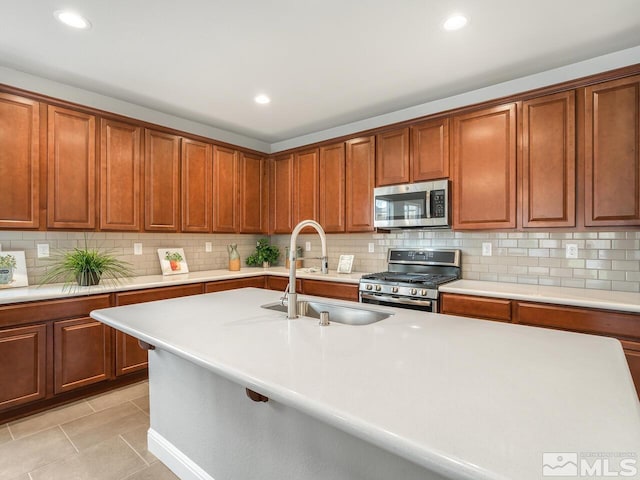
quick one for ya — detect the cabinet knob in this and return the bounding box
[246,388,269,402]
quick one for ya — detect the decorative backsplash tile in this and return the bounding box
[1,230,639,292]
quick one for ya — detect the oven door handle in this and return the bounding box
[361,293,432,307]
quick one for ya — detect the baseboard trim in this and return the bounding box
[147,428,215,480]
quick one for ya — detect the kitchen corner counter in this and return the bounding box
[440,279,640,314]
[0,267,364,305]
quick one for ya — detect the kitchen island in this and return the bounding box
[91,288,640,480]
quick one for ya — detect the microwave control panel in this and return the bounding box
[431,189,446,218]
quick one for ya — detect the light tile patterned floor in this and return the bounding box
[0,381,178,480]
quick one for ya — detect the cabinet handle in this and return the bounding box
[246,388,269,402]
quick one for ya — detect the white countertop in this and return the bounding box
[0,267,362,305]
[91,288,640,480]
[440,279,640,314]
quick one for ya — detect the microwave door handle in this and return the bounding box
[425,190,431,218]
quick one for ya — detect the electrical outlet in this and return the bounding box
[305,241,311,251]
[37,243,50,258]
[566,243,578,259]
[134,243,143,255]
[368,243,375,253]
[205,242,212,252]
[482,242,492,256]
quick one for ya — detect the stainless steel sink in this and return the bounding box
[261,300,393,325]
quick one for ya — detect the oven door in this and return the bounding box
[360,292,437,312]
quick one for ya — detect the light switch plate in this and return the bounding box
[482,242,492,256]
[566,243,578,259]
[305,241,311,251]
[368,243,375,253]
[205,242,212,252]
[37,243,50,258]
[134,243,143,255]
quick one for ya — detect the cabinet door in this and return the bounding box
[144,129,180,231]
[411,118,449,181]
[114,333,148,377]
[47,106,96,229]
[181,138,212,232]
[585,75,640,226]
[239,152,268,233]
[346,136,375,232]
[302,279,359,302]
[376,128,409,186]
[99,119,142,231]
[440,293,512,322]
[0,324,47,410]
[452,103,517,229]
[265,276,301,292]
[54,317,112,394]
[213,145,239,233]
[294,148,320,226]
[319,142,346,232]
[0,93,40,229]
[204,277,265,293]
[522,91,575,227]
[271,153,294,233]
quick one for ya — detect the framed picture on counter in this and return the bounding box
[0,251,28,288]
[337,254,354,274]
[158,248,189,275]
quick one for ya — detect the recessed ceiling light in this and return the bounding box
[443,14,467,31]
[254,94,271,105]
[54,10,92,29]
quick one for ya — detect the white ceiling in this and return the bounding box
[1,0,640,146]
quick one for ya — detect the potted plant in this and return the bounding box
[0,254,17,285]
[246,238,280,268]
[40,235,134,290]
[165,251,184,271]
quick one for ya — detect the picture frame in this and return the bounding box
[0,251,29,288]
[336,254,354,274]
[158,248,189,275]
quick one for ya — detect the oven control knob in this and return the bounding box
[392,287,398,293]
[420,289,428,296]
[410,288,417,296]
[375,285,382,292]
[366,284,373,290]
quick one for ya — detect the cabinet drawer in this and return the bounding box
[514,302,640,341]
[303,279,359,302]
[440,293,512,322]
[0,295,111,328]
[204,277,265,293]
[115,284,202,306]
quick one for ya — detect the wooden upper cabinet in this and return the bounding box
[584,75,640,226]
[212,145,239,233]
[270,153,294,233]
[47,106,96,229]
[376,128,409,186]
[346,136,375,232]
[294,148,320,226]
[99,119,142,231]
[411,117,449,181]
[319,142,346,233]
[522,91,575,228]
[144,129,180,231]
[239,152,268,233]
[0,93,40,229]
[181,138,212,232]
[452,103,517,229]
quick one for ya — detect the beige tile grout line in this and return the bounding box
[6,423,15,441]
[57,424,79,454]
[129,398,149,416]
[119,433,151,467]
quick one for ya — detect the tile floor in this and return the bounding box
[0,381,179,480]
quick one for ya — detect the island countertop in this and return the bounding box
[91,288,640,480]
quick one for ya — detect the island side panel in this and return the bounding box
[147,348,448,480]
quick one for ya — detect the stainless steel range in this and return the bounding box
[359,248,461,312]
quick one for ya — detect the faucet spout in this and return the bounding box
[288,220,328,319]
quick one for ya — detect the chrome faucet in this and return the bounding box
[288,220,328,319]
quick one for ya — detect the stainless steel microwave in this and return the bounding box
[373,180,450,229]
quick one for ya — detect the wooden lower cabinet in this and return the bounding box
[204,277,265,293]
[54,317,112,394]
[440,293,512,322]
[0,324,47,410]
[302,279,359,302]
[265,275,301,293]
